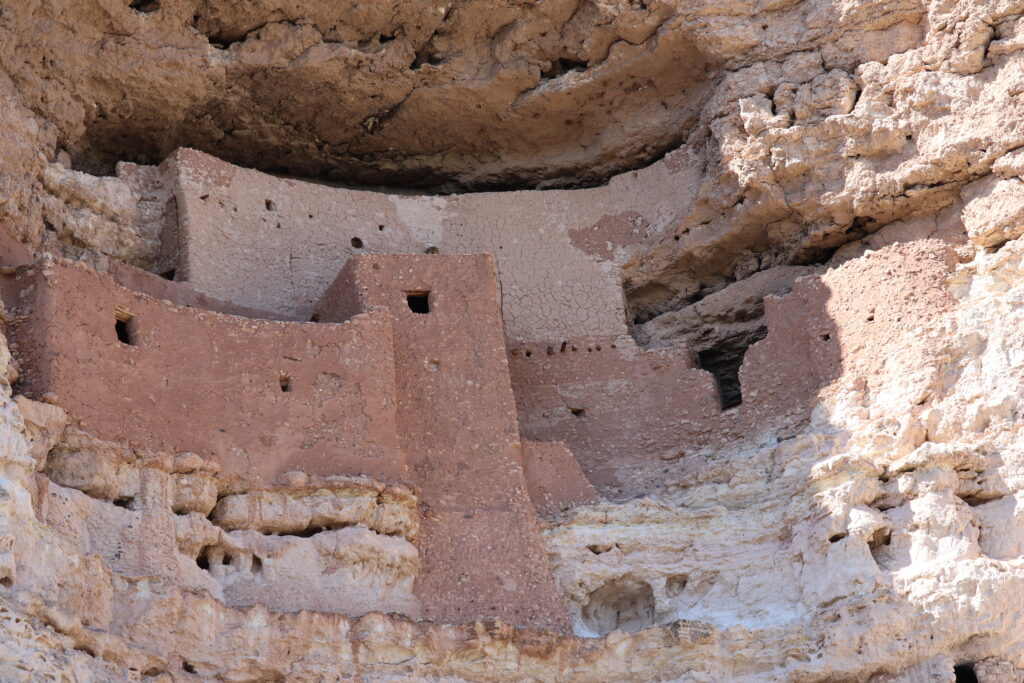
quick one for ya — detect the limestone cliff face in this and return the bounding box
[2,234,1023,680]
[3,0,1024,681]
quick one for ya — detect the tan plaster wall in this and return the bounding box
[6,260,406,487]
[171,148,703,343]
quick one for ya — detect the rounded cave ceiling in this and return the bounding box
[30,0,714,191]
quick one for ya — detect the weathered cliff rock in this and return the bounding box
[3,0,1024,680]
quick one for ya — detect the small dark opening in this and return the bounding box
[424,246,439,255]
[279,374,291,392]
[265,199,276,211]
[541,57,588,80]
[666,574,688,596]
[115,310,136,346]
[697,324,767,410]
[129,0,160,13]
[251,555,263,573]
[351,237,363,248]
[407,291,430,314]
[0,576,12,587]
[195,548,211,571]
[412,46,443,70]
[183,662,197,675]
[571,407,586,418]
[160,269,176,281]
[309,312,320,322]
[112,497,134,509]
[378,224,385,231]
[954,664,978,683]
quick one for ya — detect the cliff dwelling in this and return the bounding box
[2,1,1024,681]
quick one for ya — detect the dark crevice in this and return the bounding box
[957,491,1003,507]
[195,546,212,571]
[541,57,589,81]
[129,0,160,14]
[287,523,353,538]
[412,46,443,70]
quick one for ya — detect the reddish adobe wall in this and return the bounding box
[316,254,571,632]
[521,440,599,518]
[4,259,405,487]
[509,339,720,495]
[509,240,960,497]
[105,259,288,321]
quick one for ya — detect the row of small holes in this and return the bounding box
[260,203,447,254]
[511,342,616,358]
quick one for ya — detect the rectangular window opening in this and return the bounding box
[114,308,137,346]
[406,291,430,314]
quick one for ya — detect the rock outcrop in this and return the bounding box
[3,0,1024,680]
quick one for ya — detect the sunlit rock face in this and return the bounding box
[3,0,1024,680]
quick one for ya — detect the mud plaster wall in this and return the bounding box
[510,239,961,497]
[521,440,600,518]
[316,254,570,631]
[170,148,703,343]
[5,260,405,487]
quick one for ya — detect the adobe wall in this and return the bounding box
[510,240,960,497]
[169,147,703,343]
[316,254,571,631]
[508,338,723,494]
[521,440,600,518]
[4,259,406,487]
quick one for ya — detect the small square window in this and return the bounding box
[114,308,137,346]
[406,291,430,314]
